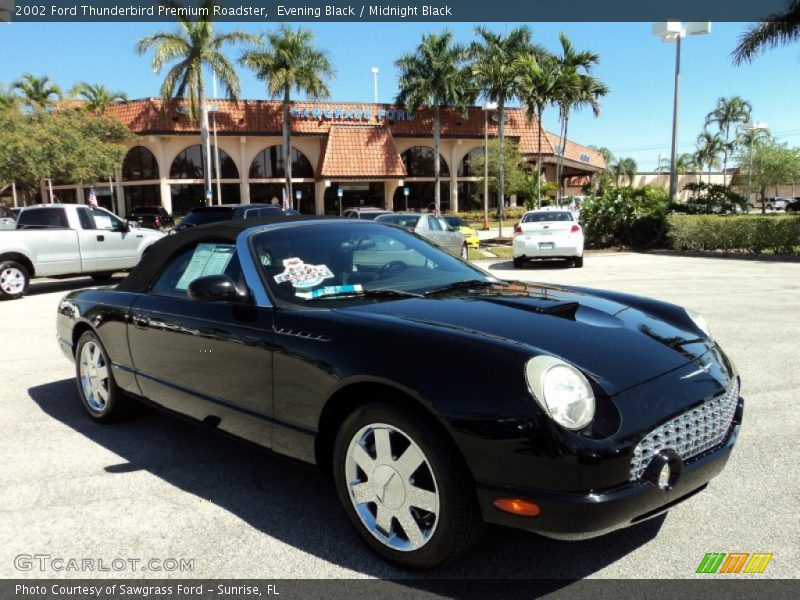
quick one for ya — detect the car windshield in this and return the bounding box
[521,211,574,223]
[130,207,160,215]
[251,222,492,306]
[374,214,420,228]
[444,216,466,227]
[181,208,235,226]
[359,211,391,220]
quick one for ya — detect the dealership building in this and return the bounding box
[45,99,605,216]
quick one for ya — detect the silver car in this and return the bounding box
[0,206,16,230]
[375,213,467,259]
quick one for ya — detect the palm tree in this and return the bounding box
[71,83,128,114]
[705,96,752,186]
[11,73,62,111]
[657,153,697,174]
[552,33,606,203]
[695,131,725,185]
[732,1,800,65]
[395,31,471,216]
[0,84,18,110]
[612,157,638,187]
[136,0,256,201]
[518,52,560,207]
[241,26,334,206]
[470,26,536,226]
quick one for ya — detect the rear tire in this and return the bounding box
[573,255,584,268]
[0,261,30,300]
[460,244,468,260]
[75,331,130,422]
[513,257,524,269]
[90,273,115,283]
[333,402,484,570]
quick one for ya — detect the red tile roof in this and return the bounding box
[102,99,603,170]
[319,126,406,178]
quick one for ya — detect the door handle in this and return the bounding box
[96,235,105,242]
[132,315,150,329]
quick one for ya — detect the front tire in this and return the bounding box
[0,261,30,300]
[75,331,130,422]
[513,256,524,269]
[333,402,483,569]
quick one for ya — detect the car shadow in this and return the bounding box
[489,259,575,271]
[28,379,665,586]
[25,275,125,297]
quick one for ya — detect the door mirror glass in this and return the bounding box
[187,275,248,303]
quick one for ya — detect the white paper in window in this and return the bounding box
[176,243,235,291]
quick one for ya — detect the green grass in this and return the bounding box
[468,245,513,260]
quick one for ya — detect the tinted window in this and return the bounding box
[129,207,161,215]
[181,208,235,227]
[521,211,574,223]
[16,208,69,229]
[152,243,243,298]
[375,215,421,229]
[444,216,466,228]
[76,207,94,230]
[427,217,442,231]
[360,212,390,220]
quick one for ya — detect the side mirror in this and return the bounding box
[187,275,248,303]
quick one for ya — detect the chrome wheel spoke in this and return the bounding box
[396,509,425,547]
[373,428,393,462]
[351,443,376,477]
[350,482,373,505]
[95,364,108,381]
[96,384,108,403]
[375,504,393,535]
[406,485,437,513]
[394,444,423,480]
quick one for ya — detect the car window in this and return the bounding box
[182,208,235,227]
[90,208,124,231]
[375,215,421,228]
[152,243,243,298]
[428,217,442,231]
[445,217,466,228]
[16,207,69,229]
[76,207,95,229]
[522,211,574,223]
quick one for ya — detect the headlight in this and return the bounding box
[686,308,712,338]
[525,356,595,430]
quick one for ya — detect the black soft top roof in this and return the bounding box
[116,215,329,293]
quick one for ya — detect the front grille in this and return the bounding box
[630,379,740,481]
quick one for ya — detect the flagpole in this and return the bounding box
[212,72,222,205]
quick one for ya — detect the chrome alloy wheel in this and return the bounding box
[345,423,440,551]
[0,267,25,295]
[79,341,110,412]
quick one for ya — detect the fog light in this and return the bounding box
[643,449,683,491]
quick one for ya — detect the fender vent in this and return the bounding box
[274,327,330,342]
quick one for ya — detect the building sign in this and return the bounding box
[291,106,415,122]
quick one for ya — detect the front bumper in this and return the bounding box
[476,399,742,539]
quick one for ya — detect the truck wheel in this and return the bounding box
[0,261,29,300]
[91,273,115,283]
[513,257,524,269]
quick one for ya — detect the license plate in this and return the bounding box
[539,242,554,249]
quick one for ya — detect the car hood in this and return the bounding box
[338,283,714,395]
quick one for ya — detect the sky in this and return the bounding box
[1,20,799,170]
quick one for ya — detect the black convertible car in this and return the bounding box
[56,216,743,569]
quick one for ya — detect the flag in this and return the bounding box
[282,188,290,211]
[87,188,98,208]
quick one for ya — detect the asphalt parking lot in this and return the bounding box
[1,251,798,581]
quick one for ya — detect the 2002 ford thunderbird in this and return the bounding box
[57,216,743,569]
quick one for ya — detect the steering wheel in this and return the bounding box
[376,260,408,279]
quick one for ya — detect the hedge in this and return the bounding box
[668,214,800,255]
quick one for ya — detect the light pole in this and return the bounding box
[653,21,710,207]
[210,73,222,205]
[482,102,497,230]
[742,121,768,213]
[371,67,379,103]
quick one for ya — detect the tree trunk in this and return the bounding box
[722,127,729,187]
[555,107,568,206]
[559,115,571,204]
[434,103,441,216]
[498,100,505,237]
[536,105,543,208]
[198,78,212,205]
[283,89,293,209]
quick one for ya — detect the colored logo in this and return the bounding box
[696,552,773,574]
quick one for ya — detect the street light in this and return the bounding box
[653,21,711,206]
[482,101,497,230]
[210,72,222,206]
[741,121,768,212]
[371,67,379,103]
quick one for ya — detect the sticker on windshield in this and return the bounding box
[273,258,334,289]
[295,284,363,300]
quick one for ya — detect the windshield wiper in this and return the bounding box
[305,288,423,301]
[424,279,504,296]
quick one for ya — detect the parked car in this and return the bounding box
[343,207,393,220]
[753,197,788,210]
[126,206,175,231]
[785,198,800,212]
[0,204,163,299]
[513,209,585,268]
[443,215,480,249]
[56,216,743,569]
[0,206,16,230]
[374,213,467,259]
[172,204,291,233]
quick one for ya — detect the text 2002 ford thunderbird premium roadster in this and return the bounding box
[56,216,743,569]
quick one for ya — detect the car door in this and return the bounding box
[438,218,463,254]
[127,241,275,448]
[88,207,147,271]
[425,216,447,249]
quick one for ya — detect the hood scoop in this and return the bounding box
[479,297,580,321]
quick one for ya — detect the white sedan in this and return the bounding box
[512,209,584,268]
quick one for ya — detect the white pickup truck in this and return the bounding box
[0,204,164,300]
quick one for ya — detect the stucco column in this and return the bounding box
[160,180,173,215]
[384,180,401,211]
[450,171,459,213]
[239,137,250,204]
[315,181,327,215]
[77,186,85,205]
[114,170,125,215]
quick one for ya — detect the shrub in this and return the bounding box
[668,214,800,254]
[579,185,670,248]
